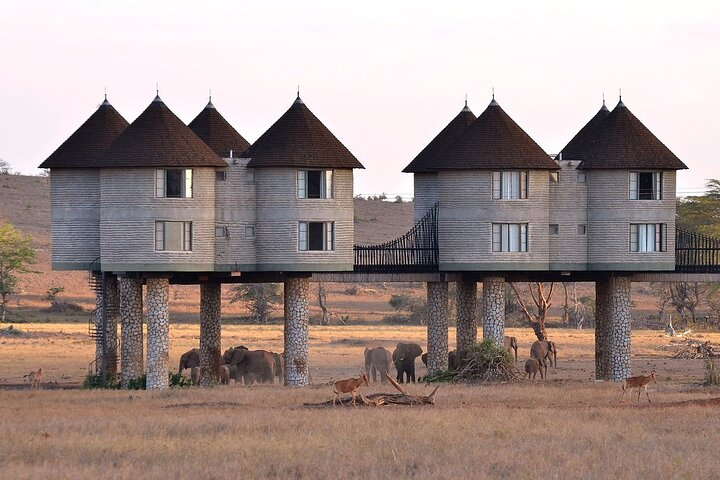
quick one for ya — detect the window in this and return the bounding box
[297,170,333,199]
[246,171,256,183]
[492,171,528,199]
[630,172,662,200]
[630,224,666,252]
[550,172,559,183]
[245,226,255,238]
[549,224,559,235]
[215,226,228,238]
[299,222,334,251]
[578,172,586,183]
[156,169,192,198]
[577,224,587,235]
[216,170,227,181]
[492,223,528,252]
[155,221,192,251]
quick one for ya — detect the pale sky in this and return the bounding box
[1,1,718,199]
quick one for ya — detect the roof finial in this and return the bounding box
[209,89,212,102]
[617,88,625,108]
[104,87,107,101]
[602,92,605,106]
[619,88,622,102]
[156,82,159,96]
[294,85,304,105]
[297,85,300,98]
[489,87,499,107]
[492,87,495,100]
[465,94,468,108]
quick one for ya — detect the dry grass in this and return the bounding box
[3,325,720,479]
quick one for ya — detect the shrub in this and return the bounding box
[388,294,427,325]
[705,359,720,386]
[424,340,517,383]
[83,373,119,389]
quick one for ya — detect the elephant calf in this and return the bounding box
[421,350,460,370]
[364,346,392,383]
[178,348,200,374]
[524,358,544,380]
[222,346,276,385]
[392,342,423,383]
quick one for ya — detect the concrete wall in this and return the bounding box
[50,169,101,270]
[437,170,550,270]
[549,161,588,269]
[214,158,257,271]
[413,173,438,223]
[587,170,676,270]
[254,167,355,271]
[100,168,216,271]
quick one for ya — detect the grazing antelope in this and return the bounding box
[621,371,657,403]
[333,372,369,406]
[24,368,42,389]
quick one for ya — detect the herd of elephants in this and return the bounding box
[177,337,559,386]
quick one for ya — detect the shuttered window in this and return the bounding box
[155,221,192,251]
[492,223,528,252]
[492,171,527,199]
[629,172,662,200]
[156,169,193,198]
[297,170,333,199]
[630,223,666,252]
[298,221,334,251]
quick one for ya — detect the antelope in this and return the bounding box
[621,371,657,403]
[24,368,42,389]
[333,372,369,406]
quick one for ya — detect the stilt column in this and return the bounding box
[199,283,222,387]
[95,275,119,376]
[456,281,477,353]
[426,281,449,374]
[482,277,505,347]
[146,278,170,390]
[284,277,309,386]
[119,277,143,389]
[595,276,632,381]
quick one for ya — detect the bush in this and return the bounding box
[423,340,517,383]
[387,294,427,325]
[83,372,191,390]
[83,373,119,389]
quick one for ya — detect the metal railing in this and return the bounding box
[675,228,720,273]
[354,202,439,273]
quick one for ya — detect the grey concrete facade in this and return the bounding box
[119,277,144,389]
[146,278,170,389]
[284,277,310,386]
[199,283,222,387]
[426,281,449,374]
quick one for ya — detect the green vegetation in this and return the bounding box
[0,222,37,322]
[230,283,283,324]
[83,372,192,390]
[383,293,427,324]
[677,179,720,237]
[423,340,517,383]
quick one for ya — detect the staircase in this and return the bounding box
[87,258,119,383]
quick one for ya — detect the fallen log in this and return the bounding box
[304,373,439,408]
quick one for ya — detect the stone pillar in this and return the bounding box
[199,283,222,387]
[456,280,477,353]
[119,277,144,389]
[426,281,449,374]
[595,276,632,381]
[95,275,119,376]
[146,278,170,390]
[284,277,309,386]
[482,277,505,347]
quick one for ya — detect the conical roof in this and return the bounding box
[439,99,558,170]
[188,99,250,157]
[568,100,687,170]
[102,95,226,168]
[557,102,609,161]
[402,103,476,173]
[39,98,129,169]
[245,96,364,169]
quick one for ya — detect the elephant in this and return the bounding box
[364,346,392,383]
[221,346,276,385]
[421,350,460,370]
[530,340,557,379]
[190,365,202,385]
[178,348,200,374]
[392,342,423,383]
[504,336,518,363]
[272,352,285,385]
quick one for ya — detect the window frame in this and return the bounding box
[577,172,586,183]
[492,171,528,200]
[630,223,666,252]
[298,221,335,251]
[214,225,228,238]
[629,171,662,200]
[155,221,192,252]
[491,223,528,252]
[297,170,334,199]
[156,169,193,198]
[245,226,255,238]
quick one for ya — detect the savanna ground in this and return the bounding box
[3,324,720,479]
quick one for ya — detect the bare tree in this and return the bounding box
[229,283,282,324]
[510,282,555,341]
[318,282,329,325]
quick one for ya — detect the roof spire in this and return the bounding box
[489,87,499,107]
[617,88,625,108]
[101,87,110,106]
[206,89,215,109]
[153,82,162,103]
[294,85,304,105]
[462,94,471,112]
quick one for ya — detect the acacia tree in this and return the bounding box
[510,282,555,341]
[0,223,36,322]
[0,158,11,175]
[229,283,282,324]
